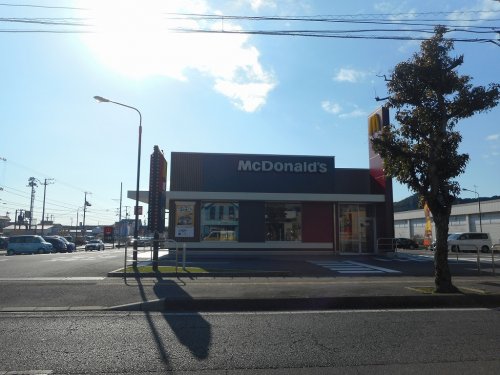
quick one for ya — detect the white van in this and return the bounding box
[447,232,492,253]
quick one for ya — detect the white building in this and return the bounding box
[394,198,500,246]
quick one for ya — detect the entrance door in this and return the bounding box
[339,204,375,253]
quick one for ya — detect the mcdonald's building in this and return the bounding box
[135,108,394,253]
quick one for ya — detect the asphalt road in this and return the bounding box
[0,247,128,278]
[0,247,498,279]
[0,308,499,374]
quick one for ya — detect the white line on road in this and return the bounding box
[310,260,401,274]
[0,277,105,281]
[347,261,402,273]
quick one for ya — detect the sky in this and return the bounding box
[0,0,499,227]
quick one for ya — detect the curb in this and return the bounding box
[109,294,500,312]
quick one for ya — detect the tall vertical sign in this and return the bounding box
[368,106,394,240]
[368,107,389,190]
[148,145,167,232]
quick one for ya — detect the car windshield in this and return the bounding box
[448,233,461,240]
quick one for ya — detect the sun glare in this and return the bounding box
[82,0,188,78]
[79,0,276,112]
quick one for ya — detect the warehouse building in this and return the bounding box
[394,198,500,246]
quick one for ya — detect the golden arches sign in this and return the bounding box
[368,113,382,136]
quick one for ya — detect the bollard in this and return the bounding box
[477,245,481,274]
[182,243,186,272]
[182,243,187,271]
[492,248,496,276]
[124,244,128,282]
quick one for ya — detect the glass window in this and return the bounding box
[265,203,301,241]
[339,204,375,253]
[201,202,239,241]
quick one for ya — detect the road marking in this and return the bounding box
[47,253,120,262]
[374,254,433,262]
[0,371,53,375]
[310,260,401,274]
[0,277,105,281]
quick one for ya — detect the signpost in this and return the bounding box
[148,145,167,270]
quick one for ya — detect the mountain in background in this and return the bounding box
[394,194,500,212]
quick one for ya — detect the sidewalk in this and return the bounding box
[103,249,500,311]
[104,274,500,312]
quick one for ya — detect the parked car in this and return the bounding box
[447,232,492,253]
[85,239,105,251]
[394,238,419,249]
[7,235,53,255]
[43,236,68,253]
[0,236,8,250]
[53,235,76,252]
[128,236,153,247]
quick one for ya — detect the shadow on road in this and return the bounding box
[131,274,212,363]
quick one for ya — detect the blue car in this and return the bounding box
[7,235,53,255]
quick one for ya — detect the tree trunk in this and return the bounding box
[433,213,459,293]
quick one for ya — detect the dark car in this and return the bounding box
[85,239,105,251]
[53,235,76,252]
[0,236,8,250]
[43,236,68,253]
[394,238,419,249]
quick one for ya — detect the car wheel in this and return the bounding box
[7,249,14,256]
[481,246,489,253]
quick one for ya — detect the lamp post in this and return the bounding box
[94,96,142,266]
[462,187,482,232]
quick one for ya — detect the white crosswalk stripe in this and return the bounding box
[310,260,401,274]
[374,254,433,262]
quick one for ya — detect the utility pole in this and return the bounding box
[27,177,37,231]
[83,192,91,240]
[118,182,123,246]
[40,178,54,235]
[76,207,80,243]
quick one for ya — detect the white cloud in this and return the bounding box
[333,68,367,83]
[81,0,276,112]
[373,2,417,20]
[215,78,276,112]
[322,101,366,118]
[321,101,342,114]
[339,109,367,119]
[486,134,500,141]
[447,0,500,26]
[247,0,277,11]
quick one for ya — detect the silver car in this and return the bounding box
[85,239,105,251]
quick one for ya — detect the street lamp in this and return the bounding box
[462,187,482,232]
[94,95,142,266]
